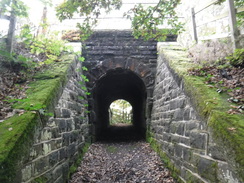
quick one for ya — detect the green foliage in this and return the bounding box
[0,43,35,71]
[109,99,132,124]
[215,0,244,26]
[56,0,122,41]
[55,0,182,41]
[124,0,183,41]
[0,0,28,17]
[33,176,48,183]
[226,49,244,67]
[79,57,85,62]
[18,24,34,45]
[82,66,88,71]
[30,32,72,65]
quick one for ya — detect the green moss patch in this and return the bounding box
[0,54,75,182]
[68,143,90,179]
[209,111,244,175]
[146,131,183,183]
[0,112,39,182]
[0,112,37,162]
[159,44,244,181]
[14,55,75,111]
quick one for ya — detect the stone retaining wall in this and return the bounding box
[20,58,89,183]
[150,47,241,183]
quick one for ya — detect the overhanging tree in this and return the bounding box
[55,0,183,41]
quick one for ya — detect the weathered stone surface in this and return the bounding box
[19,57,89,183]
[150,50,240,183]
[83,30,157,141]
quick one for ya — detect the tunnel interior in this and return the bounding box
[92,68,147,141]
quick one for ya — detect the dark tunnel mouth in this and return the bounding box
[92,68,147,142]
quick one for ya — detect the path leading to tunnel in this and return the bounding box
[69,142,176,183]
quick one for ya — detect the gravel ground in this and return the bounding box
[70,141,176,183]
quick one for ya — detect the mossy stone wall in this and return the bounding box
[150,43,243,183]
[0,56,90,183]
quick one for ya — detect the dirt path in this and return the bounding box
[70,141,176,183]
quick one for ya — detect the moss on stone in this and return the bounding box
[159,44,244,182]
[208,111,244,176]
[14,55,75,111]
[33,176,48,183]
[0,54,75,182]
[159,44,196,76]
[68,142,90,179]
[146,131,184,183]
[0,112,40,182]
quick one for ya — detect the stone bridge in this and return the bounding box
[82,30,160,141]
[0,30,242,183]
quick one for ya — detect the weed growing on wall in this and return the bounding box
[78,56,91,114]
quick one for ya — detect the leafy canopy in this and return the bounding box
[125,0,182,41]
[0,0,28,17]
[56,0,122,41]
[56,0,182,41]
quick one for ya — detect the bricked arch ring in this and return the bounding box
[87,60,155,91]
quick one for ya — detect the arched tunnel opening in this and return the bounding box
[92,68,147,142]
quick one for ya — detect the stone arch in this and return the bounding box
[86,60,155,90]
[86,60,155,141]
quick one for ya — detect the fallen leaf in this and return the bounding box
[227,127,236,132]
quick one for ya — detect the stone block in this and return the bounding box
[52,165,63,181]
[59,148,67,161]
[51,127,61,139]
[208,143,226,161]
[169,100,178,110]
[173,109,184,121]
[34,156,49,176]
[183,167,206,183]
[162,133,171,142]
[21,164,32,182]
[43,142,52,155]
[54,108,62,118]
[41,128,52,141]
[57,119,67,132]
[62,109,71,118]
[182,146,192,162]
[54,175,64,183]
[189,131,208,149]
[70,131,79,143]
[171,134,180,143]
[183,107,191,121]
[197,156,218,182]
[62,133,71,146]
[66,119,74,131]
[62,162,69,181]
[175,144,183,158]
[176,122,185,136]
[185,121,199,137]
[217,162,240,183]
[67,144,76,158]
[30,144,43,160]
[180,136,190,146]
[170,122,180,134]
[49,151,59,167]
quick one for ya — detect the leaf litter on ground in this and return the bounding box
[70,141,176,183]
[188,66,244,113]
